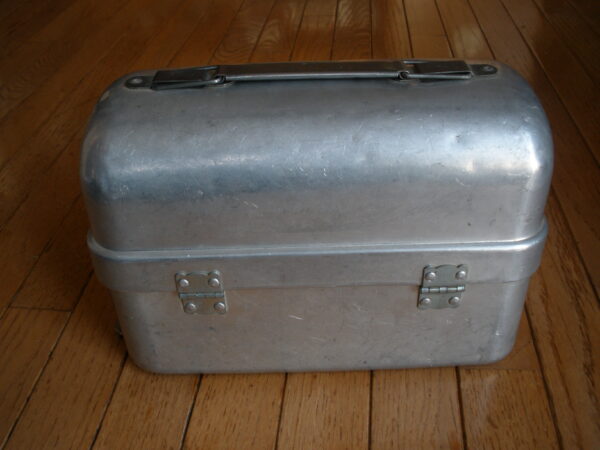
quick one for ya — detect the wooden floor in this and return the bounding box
[0,0,598,448]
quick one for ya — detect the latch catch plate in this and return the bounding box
[176,271,227,315]
[418,264,468,310]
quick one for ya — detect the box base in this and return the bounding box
[112,280,529,374]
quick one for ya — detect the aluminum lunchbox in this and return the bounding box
[81,60,552,373]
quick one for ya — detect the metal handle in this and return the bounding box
[125,60,497,90]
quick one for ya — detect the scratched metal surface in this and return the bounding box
[81,62,552,251]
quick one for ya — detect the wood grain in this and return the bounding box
[251,0,307,62]
[469,0,600,294]
[5,277,126,450]
[211,0,277,65]
[7,0,214,315]
[331,0,371,60]
[0,0,130,120]
[0,0,185,225]
[277,372,370,450]
[128,0,221,71]
[0,138,82,313]
[0,0,74,58]
[525,193,600,449]
[0,1,108,164]
[303,0,338,16]
[460,369,559,449]
[93,360,199,450]
[183,374,285,450]
[532,0,600,83]
[371,369,463,449]
[436,0,493,60]
[11,197,91,310]
[0,0,204,166]
[0,308,68,447]
[291,0,337,61]
[566,0,600,30]
[0,0,202,314]
[404,0,451,57]
[501,0,600,162]
[169,0,245,68]
[371,0,411,59]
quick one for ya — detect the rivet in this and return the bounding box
[214,301,226,313]
[448,296,461,306]
[183,301,198,314]
[455,270,467,280]
[424,271,437,281]
[178,278,190,288]
[208,277,221,288]
[128,76,144,85]
[418,297,432,309]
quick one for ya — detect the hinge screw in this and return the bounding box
[424,271,437,281]
[418,297,432,309]
[213,301,226,313]
[448,296,461,307]
[208,277,221,288]
[455,270,467,280]
[178,278,190,288]
[183,301,198,314]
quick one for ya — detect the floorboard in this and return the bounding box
[371,369,464,449]
[0,308,69,447]
[277,372,370,450]
[291,0,337,61]
[501,0,600,162]
[93,360,199,450]
[184,374,285,450]
[532,0,600,84]
[5,278,126,450]
[469,0,600,294]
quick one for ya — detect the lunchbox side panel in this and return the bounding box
[112,280,528,374]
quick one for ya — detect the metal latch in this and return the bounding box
[418,265,468,310]
[175,271,227,315]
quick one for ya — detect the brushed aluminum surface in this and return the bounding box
[113,280,530,373]
[81,59,553,373]
[81,60,552,251]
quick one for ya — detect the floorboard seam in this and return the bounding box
[88,352,128,450]
[329,0,341,60]
[549,187,599,300]
[529,0,597,84]
[498,0,600,166]
[525,306,566,449]
[248,0,280,63]
[178,374,203,450]
[455,367,468,450]
[1,270,92,448]
[288,0,309,61]
[273,373,289,450]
